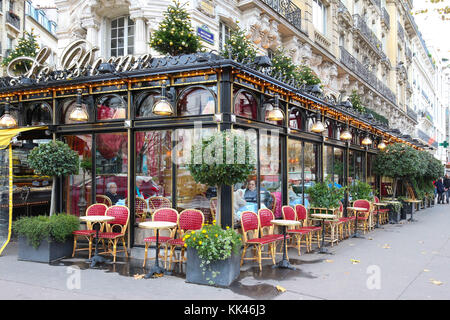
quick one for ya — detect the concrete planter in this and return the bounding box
[186,247,241,287]
[18,236,74,263]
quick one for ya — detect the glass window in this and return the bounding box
[26,102,52,126]
[177,86,216,116]
[289,108,305,130]
[313,0,326,35]
[325,119,336,139]
[304,142,318,206]
[174,127,216,222]
[219,21,231,52]
[61,98,90,124]
[135,91,160,118]
[234,89,257,120]
[96,94,127,121]
[263,100,284,126]
[95,132,128,208]
[110,16,134,56]
[259,131,282,217]
[334,147,345,186]
[63,135,92,216]
[324,145,334,181]
[288,139,304,207]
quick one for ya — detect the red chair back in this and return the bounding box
[86,203,108,216]
[178,209,204,232]
[258,208,274,228]
[294,204,308,221]
[353,199,370,211]
[105,205,130,226]
[374,196,380,203]
[152,208,179,224]
[148,196,171,211]
[282,205,296,220]
[241,211,259,233]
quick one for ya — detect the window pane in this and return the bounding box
[118,17,124,27]
[304,142,318,205]
[112,19,117,28]
[334,147,344,187]
[62,99,89,124]
[234,89,257,120]
[97,94,127,121]
[288,139,304,207]
[136,91,159,118]
[177,86,216,116]
[324,145,333,181]
[63,135,93,216]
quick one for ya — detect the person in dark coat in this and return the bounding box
[435,177,446,204]
[444,174,450,204]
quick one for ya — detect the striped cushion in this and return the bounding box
[96,232,123,239]
[73,230,96,236]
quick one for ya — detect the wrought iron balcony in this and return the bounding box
[340,46,396,105]
[6,11,21,30]
[382,7,390,29]
[353,14,384,57]
[260,0,302,32]
[397,22,405,42]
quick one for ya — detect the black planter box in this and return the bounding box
[400,202,412,220]
[186,247,241,287]
[388,205,400,223]
[18,236,74,263]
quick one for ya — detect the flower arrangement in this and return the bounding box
[183,220,242,284]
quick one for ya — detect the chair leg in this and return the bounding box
[258,245,262,271]
[72,236,77,257]
[240,245,247,267]
[112,239,117,263]
[143,242,148,267]
[88,237,93,259]
[122,238,128,258]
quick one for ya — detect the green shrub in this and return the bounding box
[307,179,346,209]
[349,180,373,201]
[13,214,79,249]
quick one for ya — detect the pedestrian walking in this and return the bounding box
[444,174,450,204]
[435,177,446,204]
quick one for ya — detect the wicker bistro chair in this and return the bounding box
[335,202,353,240]
[72,203,108,259]
[281,206,311,255]
[374,196,389,225]
[210,197,218,222]
[309,207,341,246]
[143,208,179,268]
[352,199,372,234]
[167,209,204,270]
[148,196,171,215]
[96,205,130,263]
[294,204,322,249]
[258,208,286,258]
[240,211,281,271]
[96,195,112,207]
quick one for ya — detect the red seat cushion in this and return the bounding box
[302,226,321,231]
[247,234,285,245]
[96,232,123,239]
[286,228,310,235]
[167,238,184,246]
[143,236,171,243]
[73,230,96,236]
[378,209,389,212]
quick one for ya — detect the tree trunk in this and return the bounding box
[49,176,56,216]
[392,178,398,200]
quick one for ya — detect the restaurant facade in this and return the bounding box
[0,41,426,254]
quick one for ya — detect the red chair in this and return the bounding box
[295,204,321,249]
[143,208,179,268]
[167,209,204,270]
[72,203,108,259]
[148,196,171,214]
[97,205,130,263]
[281,206,311,255]
[374,196,389,224]
[240,211,280,271]
[352,199,371,234]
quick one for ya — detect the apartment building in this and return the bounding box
[0,0,25,74]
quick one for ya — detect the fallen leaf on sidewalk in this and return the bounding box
[325,259,334,263]
[348,243,355,246]
[418,241,424,244]
[133,274,145,280]
[382,244,391,249]
[423,269,430,272]
[368,237,373,240]
[276,285,286,292]
[350,259,360,264]
[430,279,443,286]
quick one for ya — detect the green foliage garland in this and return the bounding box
[1,30,40,73]
[149,0,203,56]
[13,214,80,249]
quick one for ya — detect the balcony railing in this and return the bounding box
[260,0,302,32]
[406,106,418,122]
[397,22,405,42]
[382,7,390,29]
[340,46,397,105]
[6,11,21,30]
[422,110,434,123]
[353,14,383,56]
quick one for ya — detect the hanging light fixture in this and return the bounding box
[266,94,284,122]
[310,111,325,133]
[69,89,89,122]
[378,140,387,150]
[340,122,352,141]
[152,80,174,116]
[0,97,18,128]
[362,134,373,145]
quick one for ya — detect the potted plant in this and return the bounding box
[348,179,373,201]
[397,196,411,220]
[13,213,79,263]
[27,141,80,215]
[184,221,242,287]
[307,179,346,211]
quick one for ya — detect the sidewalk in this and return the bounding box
[0,204,449,300]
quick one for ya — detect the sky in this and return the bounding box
[411,0,450,61]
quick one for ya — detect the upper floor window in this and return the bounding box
[219,21,231,52]
[313,0,326,35]
[110,16,134,57]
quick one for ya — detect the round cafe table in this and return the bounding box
[403,199,422,222]
[270,219,300,270]
[310,214,337,254]
[346,207,368,238]
[372,202,388,228]
[79,215,115,268]
[139,221,177,278]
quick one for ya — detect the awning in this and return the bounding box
[0,126,47,150]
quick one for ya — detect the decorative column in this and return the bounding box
[131,15,148,56]
[81,17,100,48]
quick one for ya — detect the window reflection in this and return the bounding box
[289,108,305,130]
[288,139,304,207]
[96,94,127,120]
[26,102,52,125]
[62,99,89,124]
[234,89,257,120]
[135,91,160,118]
[177,86,216,116]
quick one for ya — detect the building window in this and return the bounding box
[313,0,326,35]
[219,21,231,51]
[110,16,135,57]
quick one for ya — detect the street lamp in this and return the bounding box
[340,123,352,141]
[310,111,325,133]
[361,134,373,146]
[265,94,284,122]
[152,80,174,116]
[69,89,88,122]
[0,97,18,128]
[377,139,387,150]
